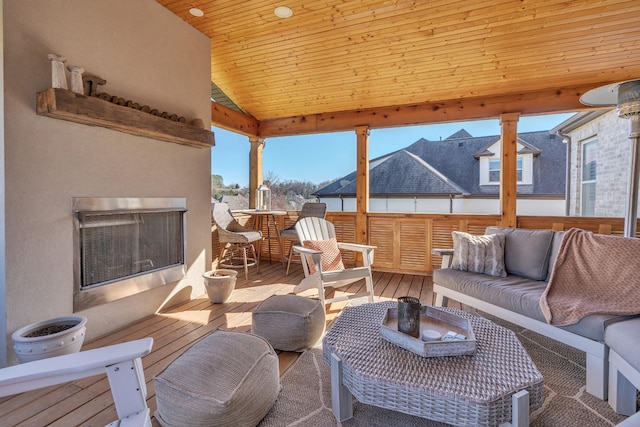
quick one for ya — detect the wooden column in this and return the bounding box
[499,113,520,228]
[249,137,265,209]
[355,126,370,245]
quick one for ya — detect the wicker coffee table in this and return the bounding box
[322,301,544,426]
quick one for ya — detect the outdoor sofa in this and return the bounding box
[606,316,640,419]
[433,226,640,402]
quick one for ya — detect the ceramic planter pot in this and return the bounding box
[12,315,87,363]
[203,269,238,303]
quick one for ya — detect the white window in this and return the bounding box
[489,159,500,182]
[488,157,523,183]
[581,139,597,216]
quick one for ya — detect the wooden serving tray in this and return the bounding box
[380,306,476,357]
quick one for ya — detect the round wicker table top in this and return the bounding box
[322,301,544,426]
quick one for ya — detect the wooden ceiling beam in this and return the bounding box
[256,83,611,138]
[210,102,259,137]
[211,82,614,138]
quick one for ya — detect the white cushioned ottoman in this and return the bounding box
[153,329,279,427]
[252,294,325,352]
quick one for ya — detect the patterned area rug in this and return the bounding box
[259,315,633,427]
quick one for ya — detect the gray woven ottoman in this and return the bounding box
[252,294,325,351]
[153,329,279,427]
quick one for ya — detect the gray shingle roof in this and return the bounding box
[211,81,245,113]
[314,129,566,196]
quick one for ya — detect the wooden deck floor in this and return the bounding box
[0,262,441,426]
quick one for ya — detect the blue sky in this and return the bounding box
[211,112,575,188]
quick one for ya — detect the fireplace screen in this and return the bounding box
[73,197,186,311]
[79,210,183,288]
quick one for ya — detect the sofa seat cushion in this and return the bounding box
[433,268,628,342]
[605,318,640,372]
[434,268,547,320]
[485,227,554,281]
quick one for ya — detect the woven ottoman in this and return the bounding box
[252,294,325,351]
[154,329,279,427]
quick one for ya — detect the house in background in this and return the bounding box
[553,110,636,218]
[315,130,567,215]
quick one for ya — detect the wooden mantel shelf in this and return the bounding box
[36,88,215,149]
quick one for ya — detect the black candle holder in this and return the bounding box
[397,296,421,337]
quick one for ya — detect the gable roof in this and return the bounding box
[472,137,542,158]
[314,129,566,197]
[319,150,468,196]
[445,129,473,140]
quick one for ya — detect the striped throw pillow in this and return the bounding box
[451,231,507,277]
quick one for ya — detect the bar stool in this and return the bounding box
[212,202,262,280]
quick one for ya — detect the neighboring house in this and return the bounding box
[553,110,634,217]
[315,130,567,215]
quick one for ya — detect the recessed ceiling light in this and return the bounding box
[274,6,293,18]
[189,7,204,17]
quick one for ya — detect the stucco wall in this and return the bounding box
[567,111,631,217]
[0,0,7,368]
[3,0,211,365]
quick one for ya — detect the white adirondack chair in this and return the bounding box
[280,202,327,275]
[293,217,375,306]
[0,337,153,427]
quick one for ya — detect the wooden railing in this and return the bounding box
[212,211,634,275]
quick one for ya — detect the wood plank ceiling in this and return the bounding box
[157,0,640,136]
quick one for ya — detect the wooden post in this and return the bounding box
[249,137,265,209]
[355,126,370,246]
[500,113,519,228]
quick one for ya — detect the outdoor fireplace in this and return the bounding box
[73,197,187,311]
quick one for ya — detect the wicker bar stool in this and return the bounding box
[212,202,262,280]
[279,202,326,275]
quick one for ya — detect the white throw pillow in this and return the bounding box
[451,231,507,277]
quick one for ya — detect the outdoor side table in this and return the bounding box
[322,301,544,427]
[241,210,287,265]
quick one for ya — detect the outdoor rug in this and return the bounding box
[259,315,634,427]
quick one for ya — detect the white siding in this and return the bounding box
[322,196,565,215]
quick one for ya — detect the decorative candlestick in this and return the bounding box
[67,65,84,95]
[67,66,85,94]
[47,54,68,89]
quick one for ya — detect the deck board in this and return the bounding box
[0,263,435,426]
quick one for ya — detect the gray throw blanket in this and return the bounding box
[540,228,640,326]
